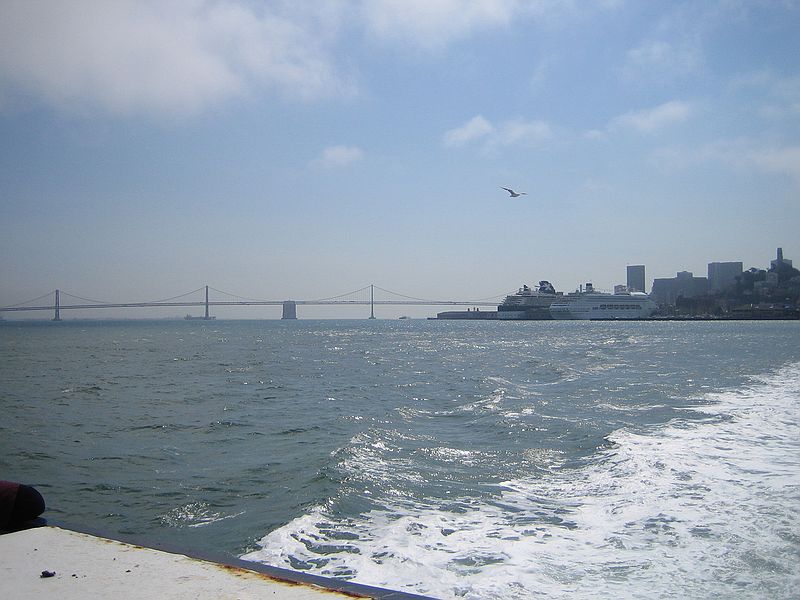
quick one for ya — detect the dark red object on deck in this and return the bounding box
[0,480,45,530]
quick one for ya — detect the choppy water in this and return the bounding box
[1,319,799,598]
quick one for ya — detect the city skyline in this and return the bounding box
[2,2,799,318]
[1,244,792,320]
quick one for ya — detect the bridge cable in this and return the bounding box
[59,287,208,305]
[207,286,272,303]
[372,284,509,304]
[309,285,373,303]
[370,285,440,303]
[1,291,57,308]
[145,288,207,304]
[60,291,113,304]
[468,291,517,302]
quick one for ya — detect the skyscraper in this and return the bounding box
[708,262,743,293]
[771,247,792,270]
[627,265,646,293]
[651,271,708,306]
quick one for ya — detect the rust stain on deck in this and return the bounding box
[216,563,370,598]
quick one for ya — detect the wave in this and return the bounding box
[242,362,800,599]
[161,501,244,529]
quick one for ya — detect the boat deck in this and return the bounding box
[0,525,432,599]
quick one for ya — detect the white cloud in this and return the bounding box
[621,39,701,83]
[652,138,800,185]
[497,118,552,145]
[611,100,693,133]
[443,115,495,147]
[360,0,519,49]
[0,1,353,116]
[0,1,621,118]
[528,57,554,93]
[359,1,622,50]
[749,146,800,183]
[584,129,607,141]
[731,69,800,121]
[443,115,552,149]
[313,145,364,170]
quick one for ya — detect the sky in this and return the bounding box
[1,0,799,319]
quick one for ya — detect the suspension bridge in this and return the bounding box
[0,285,505,321]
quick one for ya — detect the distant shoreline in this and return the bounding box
[434,312,800,321]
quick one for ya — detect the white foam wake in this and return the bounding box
[243,362,800,599]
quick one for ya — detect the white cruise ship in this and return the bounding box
[549,283,657,320]
[497,281,560,319]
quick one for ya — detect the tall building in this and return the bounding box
[771,247,792,270]
[626,265,646,293]
[708,261,742,293]
[651,271,708,306]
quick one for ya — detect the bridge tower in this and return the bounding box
[204,285,210,320]
[282,301,297,320]
[52,289,62,322]
[369,284,376,319]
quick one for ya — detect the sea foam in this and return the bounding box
[243,362,800,599]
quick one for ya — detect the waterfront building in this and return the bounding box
[651,271,709,306]
[708,261,743,293]
[626,265,646,293]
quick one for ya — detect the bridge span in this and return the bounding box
[0,285,504,321]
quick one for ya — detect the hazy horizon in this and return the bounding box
[2,1,798,319]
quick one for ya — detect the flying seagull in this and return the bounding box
[501,187,527,197]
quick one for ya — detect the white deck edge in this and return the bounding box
[1,523,435,599]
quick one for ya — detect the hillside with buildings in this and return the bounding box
[646,248,800,318]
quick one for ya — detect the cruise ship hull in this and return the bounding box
[435,307,552,320]
[436,281,560,320]
[549,293,657,320]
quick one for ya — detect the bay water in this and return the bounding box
[1,319,798,598]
